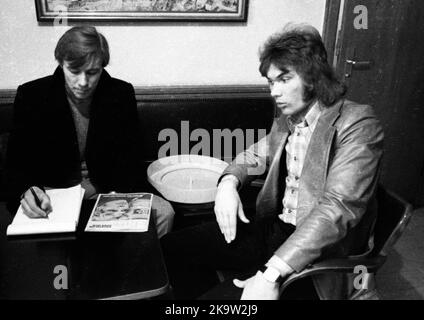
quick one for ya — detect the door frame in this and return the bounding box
[322,0,342,65]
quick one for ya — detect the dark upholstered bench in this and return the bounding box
[0,86,274,226]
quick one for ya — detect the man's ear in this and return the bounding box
[305,83,314,95]
[306,82,314,91]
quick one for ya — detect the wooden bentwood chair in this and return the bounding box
[278,185,413,299]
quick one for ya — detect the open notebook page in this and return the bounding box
[6,185,85,236]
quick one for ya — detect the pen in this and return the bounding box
[30,187,48,218]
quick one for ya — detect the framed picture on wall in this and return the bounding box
[35,0,249,22]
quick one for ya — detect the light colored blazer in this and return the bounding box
[222,99,384,299]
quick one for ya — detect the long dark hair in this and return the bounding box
[259,24,346,106]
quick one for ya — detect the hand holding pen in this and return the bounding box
[20,186,53,219]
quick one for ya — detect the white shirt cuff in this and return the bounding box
[266,255,294,276]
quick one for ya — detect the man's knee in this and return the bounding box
[152,195,175,238]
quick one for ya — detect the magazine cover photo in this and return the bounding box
[85,193,153,232]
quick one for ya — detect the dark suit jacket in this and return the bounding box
[5,67,144,211]
[222,99,384,299]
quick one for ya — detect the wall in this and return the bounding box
[0,0,326,88]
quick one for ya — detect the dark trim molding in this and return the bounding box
[322,0,342,64]
[134,85,270,100]
[0,85,270,105]
[0,90,16,105]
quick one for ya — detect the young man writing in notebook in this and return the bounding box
[5,26,174,238]
[161,23,384,299]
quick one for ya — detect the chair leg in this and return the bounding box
[350,288,381,300]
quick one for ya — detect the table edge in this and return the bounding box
[100,282,169,300]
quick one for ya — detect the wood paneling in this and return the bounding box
[329,0,424,206]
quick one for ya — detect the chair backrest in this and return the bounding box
[371,185,413,256]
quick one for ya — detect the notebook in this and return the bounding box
[6,185,85,236]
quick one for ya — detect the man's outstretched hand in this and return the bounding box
[233,272,280,300]
[214,175,249,243]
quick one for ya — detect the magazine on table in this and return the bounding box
[85,193,153,232]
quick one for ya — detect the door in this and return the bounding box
[325,0,424,206]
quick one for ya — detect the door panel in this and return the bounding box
[332,0,424,205]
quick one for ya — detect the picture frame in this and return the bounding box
[35,0,249,22]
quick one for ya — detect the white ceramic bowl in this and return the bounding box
[147,155,229,204]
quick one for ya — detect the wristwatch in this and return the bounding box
[259,265,285,284]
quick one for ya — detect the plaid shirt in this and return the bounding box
[279,101,322,225]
